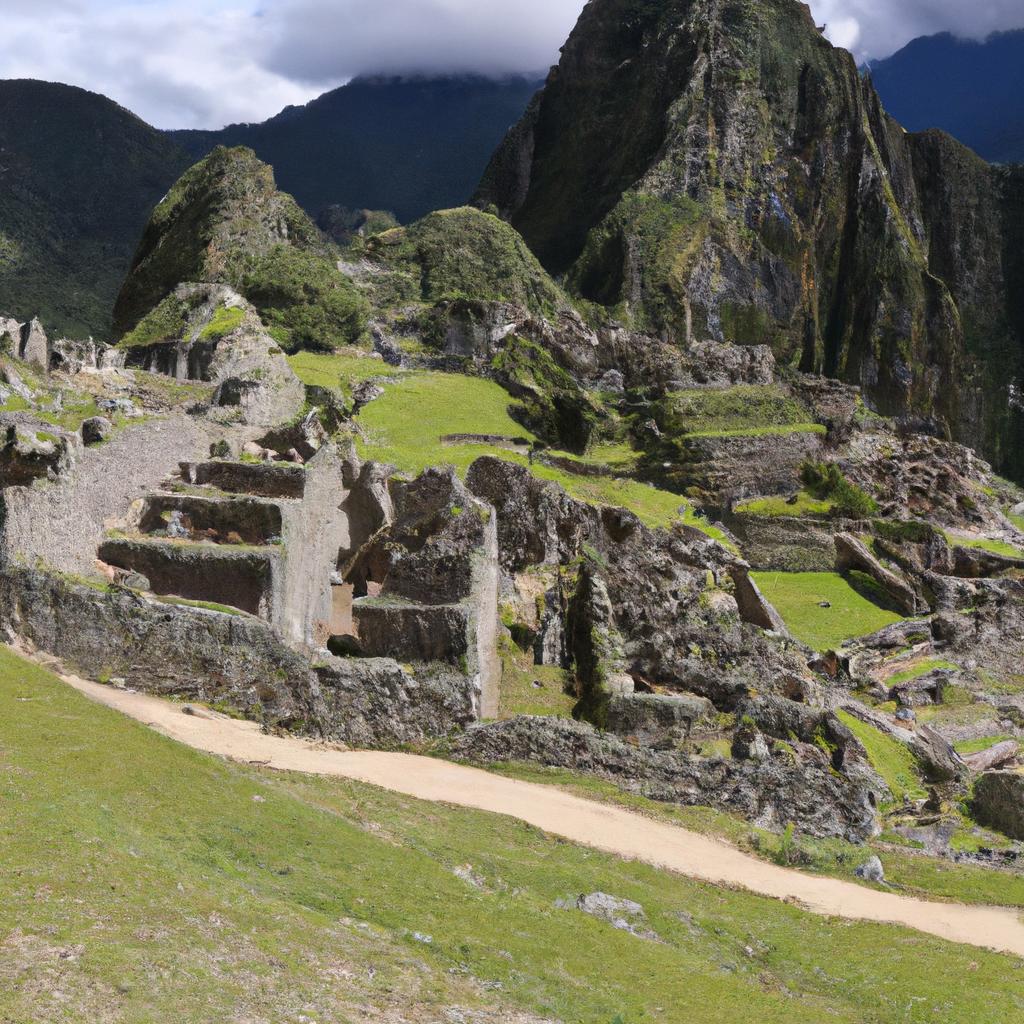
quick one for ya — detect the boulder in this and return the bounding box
[972,772,1024,840]
[17,318,49,370]
[854,856,885,883]
[80,417,113,446]
[729,567,789,634]
[605,692,715,748]
[963,741,1020,773]
[0,425,75,485]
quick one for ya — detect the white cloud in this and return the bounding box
[0,0,330,129]
[257,0,582,84]
[809,0,1024,61]
[1,1,1023,129]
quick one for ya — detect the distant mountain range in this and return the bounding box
[170,75,541,227]
[0,75,540,337]
[0,80,191,338]
[870,30,1024,164]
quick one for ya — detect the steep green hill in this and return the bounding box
[113,147,365,349]
[0,80,191,338]
[476,0,1024,481]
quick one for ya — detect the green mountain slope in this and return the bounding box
[170,75,542,226]
[0,80,191,338]
[1,645,1020,1022]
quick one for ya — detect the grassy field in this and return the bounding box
[735,491,834,517]
[287,349,403,390]
[944,531,1024,559]
[2,646,1022,1024]
[351,365,733,539]
[751,572,905,651]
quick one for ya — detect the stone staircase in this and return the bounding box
[98,451,349,645]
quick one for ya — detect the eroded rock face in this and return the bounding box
[453,716,877,842]
[467,456,805,711]
[972,772,1024,840]
[0,567,475,747]
[120,284,304,427]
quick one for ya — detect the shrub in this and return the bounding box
[240,245,367,352]
[801,461,878,518]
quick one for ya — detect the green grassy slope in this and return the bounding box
[2,647,1021,1022]
[751,572,905,651]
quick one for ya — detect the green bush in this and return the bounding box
[801,461,878,518]
[240,245,367,352]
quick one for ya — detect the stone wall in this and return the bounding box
[0,567,475,746]
[0,413,213,576]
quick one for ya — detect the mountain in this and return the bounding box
[0,80,191,338]
[0,75,540,341]
[169,75,542,225]
[870,31,1024,165]
[113,146,365,351]
[476,0,1024,480]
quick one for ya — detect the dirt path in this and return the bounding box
[58,671,1024,958]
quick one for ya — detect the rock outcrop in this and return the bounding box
[113,147,366,353]
[453,716,877,842]
[0,567,475,747]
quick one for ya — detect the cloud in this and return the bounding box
[2,1,1023,129]
[0,0,326,129]
[257,0,582,84]
[809,0,1024,60]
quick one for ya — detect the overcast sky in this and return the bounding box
[3,0,1023,130]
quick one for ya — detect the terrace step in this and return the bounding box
[135,492,283,546]
[347,598,470,665]
[178,460,307,499]
[98,536,279,617]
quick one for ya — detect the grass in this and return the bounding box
[2,646,1022,1024]
[1009,511,1024,533]
[197,304,245,341]
[735,491,834,517]
[484,762,1024,908]
[886,659,958,686]
[751,572,905,651]
[944,532,1024,559]
[953,735,1017,756]
[497,639,575,720]
[353,368,733,541]
[658,385,813,437]
[836,711,928,806]
[286,349,401,391]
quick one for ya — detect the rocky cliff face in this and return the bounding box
[476,0,1024,480]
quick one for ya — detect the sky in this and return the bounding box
[2,0,1023,130]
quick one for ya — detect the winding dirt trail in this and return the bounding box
[59,671,1024,958]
